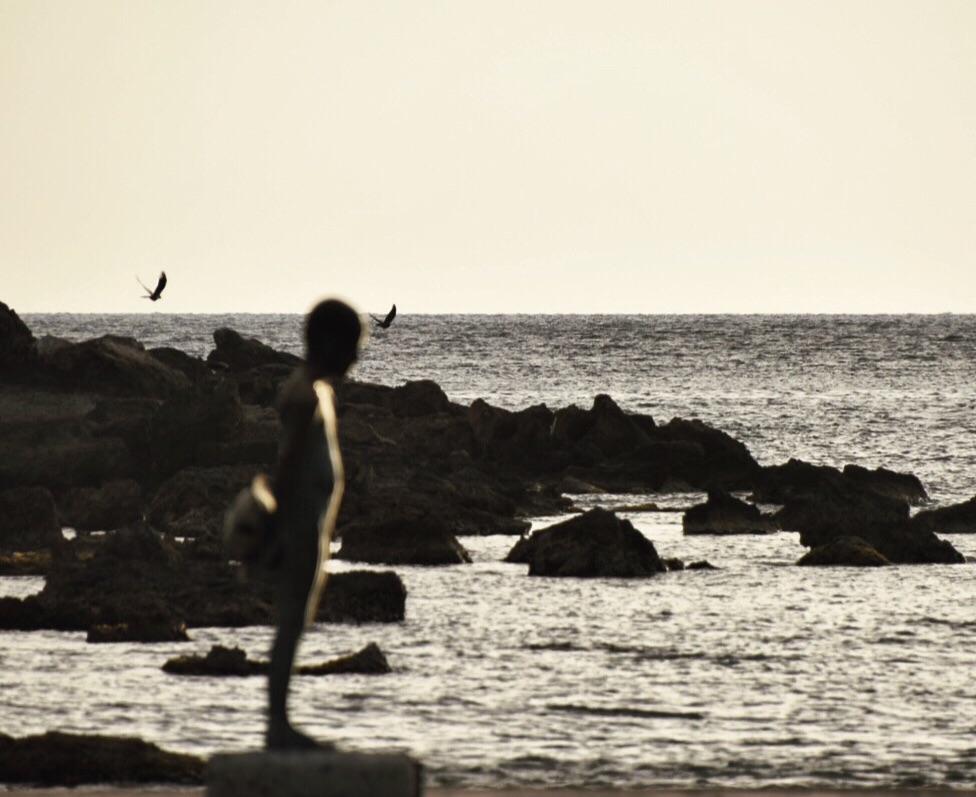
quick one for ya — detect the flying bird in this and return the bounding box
[137,271,167,301]
[371,304,396,329]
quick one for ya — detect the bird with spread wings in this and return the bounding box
[137,271,167,301]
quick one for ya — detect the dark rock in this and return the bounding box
[662,557,685,571]
[298,642,391,675]
[797,536,892,567]
[163,644,259,676]
[0,526,407,631]
[206,327,302,373]
[582,394,653,456]
[146,465,260,539]
[0,731,204,785]
[550,404,596,442]
[682,489,779,535]
[687,560,719,570]
[317,570,407,623]
[505,508,666,577]
[0,301,36,377]
[57,479,143,532]
[653,417,761,489]
[759,459,963,565]
[163,642,391,677]
[148,380,245,480]
[0,388,132,491]
[391,379,452,417]
[148,346,215,382]
[336,514,471,565]
[0,486,63,551]
[842,464,929,505]
[41,335,192,398]
[911,495,976,534]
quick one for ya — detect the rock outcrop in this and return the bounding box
[756,459,963,564]
[0,486,63,551]
[505,508,667,577]
[336,515,472,565]
[682,489,779,535]
[911,495,976,534]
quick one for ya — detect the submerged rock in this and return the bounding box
[797,536,892,567]
[505,508,666,577]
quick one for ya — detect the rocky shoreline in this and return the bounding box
[2,299,975,785]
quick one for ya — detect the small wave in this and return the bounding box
[523,641,580,652]
[547,703,705,720]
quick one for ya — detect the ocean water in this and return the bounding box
[5,313,976,789]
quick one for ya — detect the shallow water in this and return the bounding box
[7,314,976,788]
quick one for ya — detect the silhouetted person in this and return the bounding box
[138,271,167,301]
[371,303,396,329]
[224,299,362,749]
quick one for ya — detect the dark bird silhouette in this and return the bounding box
[371,304,396,329]
[137,271,167,301]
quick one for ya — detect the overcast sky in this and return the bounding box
[2,1,974,315]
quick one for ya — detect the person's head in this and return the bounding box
[304,298,363,378]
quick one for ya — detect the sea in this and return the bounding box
[4,313,976,789]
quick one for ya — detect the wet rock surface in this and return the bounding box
[162,641,391,676]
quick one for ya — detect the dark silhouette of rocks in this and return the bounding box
[797,536,892,567]
[0,526,407,631]
[911,495,976,534]
[162,642,390,676]
[755,459,962,564]
[337,515,472,565]
[505,508,667,577]
[207,326,302,373]
[841,464,929,505]
[42,335,191,397]
[682,489,779,535]
[0,731,203,786]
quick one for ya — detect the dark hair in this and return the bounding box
[304,299,362,376]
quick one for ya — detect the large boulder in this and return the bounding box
[505,508,666,577]
[0,486,63,551]
[336,515,471,565]
[41,335,192,397]
[682,489,779,535]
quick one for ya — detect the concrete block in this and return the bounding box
[207,750,423,797]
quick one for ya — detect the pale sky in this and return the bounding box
[2,1,974,315]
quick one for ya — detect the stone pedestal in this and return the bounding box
[207,750,423,797]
